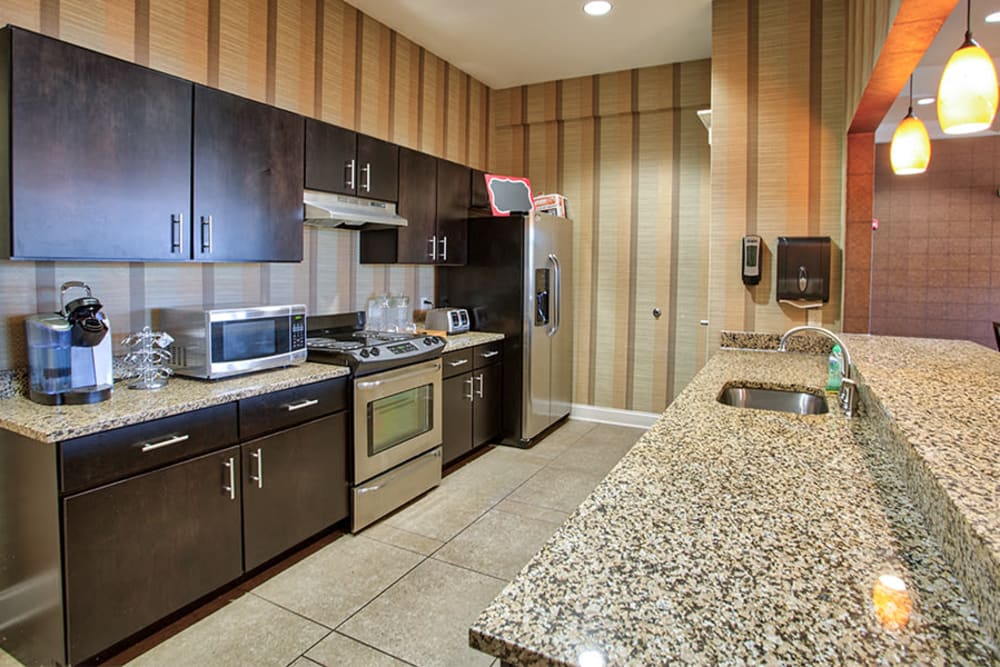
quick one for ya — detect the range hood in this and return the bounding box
[303,189,407,230]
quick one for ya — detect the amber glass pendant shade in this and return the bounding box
[937,1,999,135]
[891,77,931,175]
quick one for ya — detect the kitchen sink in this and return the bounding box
[717,384,829,415]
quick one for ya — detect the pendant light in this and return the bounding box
[891,76,931,175]
[937,0,999,134]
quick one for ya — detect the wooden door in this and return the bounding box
[435,159,470,265]
[473,363,502,447]
[357,135,399,202]
[394,148,438,264]
[305,119,358,196]
[62,446,243,664]
[193,85,304,262]
[242,412,349,570]
[442,373,473,465]
[8,28,192,261]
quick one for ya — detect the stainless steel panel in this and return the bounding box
[351,447,442,532]
[523,213,554,440]
[547,215,574,422]
[353,360,442,483]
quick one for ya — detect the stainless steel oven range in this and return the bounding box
[306,312,446,532]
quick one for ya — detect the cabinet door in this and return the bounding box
[63,446,242,664]
[357,135,399,202]
[435,159,469,265]
[193,85,304,262]
[473,363,502,447]
[395,148,438,263]
[9,28,192,261]
[442,373,473,465]
[305,119,357,195]
[242,412,349,570]
[470,169,490,210]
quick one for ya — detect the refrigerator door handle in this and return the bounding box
[548,253,561,336]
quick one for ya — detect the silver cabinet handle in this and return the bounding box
[285,398,319,412]
[346,159,356,190]
[439,236,448,262]
[428,235,438,261]
[223,456,236,500]
[141,433,190,453]
[480,350,500,359]
[448,358,469,367]
[464,376,474,401]
[200,215,213,253]
[250,448,263,489]
[361,162,371,192]
[475,373,484,398]
[171,213,184,253]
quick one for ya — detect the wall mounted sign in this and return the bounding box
[485,174,533,216]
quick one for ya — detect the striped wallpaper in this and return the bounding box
[708,0,847,350]
[0,0,490,371]
[490,61,712,414]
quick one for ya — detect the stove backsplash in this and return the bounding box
[0,229,435,374]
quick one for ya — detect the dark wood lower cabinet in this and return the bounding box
[242,412,349,570]
[442,373,474,464]
[62,446,243,664]
[473,363,502,447]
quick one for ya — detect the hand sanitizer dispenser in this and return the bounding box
[741,235,762,285]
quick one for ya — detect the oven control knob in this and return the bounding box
[360,349,370,358]
[423,338,432,346]
[371,347,380,356]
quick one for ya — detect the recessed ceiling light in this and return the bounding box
[583,1,613,16]
[916,97,935,105]
[985,10,1000,22]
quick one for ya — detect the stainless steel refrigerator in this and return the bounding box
[438,212,573,447]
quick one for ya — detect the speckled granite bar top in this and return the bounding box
[442,331,504,352]
[0,362,350,443]
[471,348,997,665]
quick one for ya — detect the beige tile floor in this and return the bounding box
[0,420,644,667]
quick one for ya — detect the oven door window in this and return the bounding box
[368,383,434,456]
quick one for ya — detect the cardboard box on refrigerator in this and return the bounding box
[532,193,567,217]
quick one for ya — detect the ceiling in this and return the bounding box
[875,0,1000,143]
[346,0,713,89]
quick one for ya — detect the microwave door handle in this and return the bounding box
[548,254,560,336]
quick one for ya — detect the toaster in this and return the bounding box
[425,308,470,334]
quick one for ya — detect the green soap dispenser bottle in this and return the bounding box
[826,344,843,391]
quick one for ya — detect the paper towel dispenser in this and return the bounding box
[776,236,831,303]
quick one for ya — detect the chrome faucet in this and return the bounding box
[778,325,859,418]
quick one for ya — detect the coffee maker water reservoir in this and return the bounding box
[26,281,113,405]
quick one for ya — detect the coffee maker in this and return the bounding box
[26,281,114,405]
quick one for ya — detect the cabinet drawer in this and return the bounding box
[239,377,348,440]
[472,341,504,369]
[59,403,238,495]
[442,348,474,379]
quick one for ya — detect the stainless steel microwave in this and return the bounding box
[159,304,307,379]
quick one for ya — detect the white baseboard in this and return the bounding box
[569,403,660,429]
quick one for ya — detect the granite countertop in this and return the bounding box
[442,331,505,352]
[0,362,350,443]
[471,339,999,665]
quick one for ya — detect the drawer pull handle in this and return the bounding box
[141,434,190,453]
[223,457,236,501]
[286,398,319,412]
[449,359,469,367]
[250,448,263,489]
[480,350,500,358]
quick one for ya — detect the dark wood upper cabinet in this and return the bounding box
[193,85,304,262]
[436,159,470,265]
[360,151,471,265]
[3,27,193,261]
[470,169,491,210]
[305,119,398,202]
